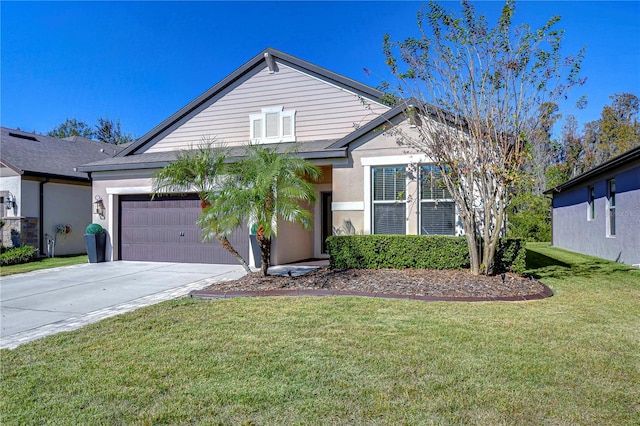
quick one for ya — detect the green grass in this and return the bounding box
[1,243,639,424]
[0,254,87,276]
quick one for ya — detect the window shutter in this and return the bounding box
[281,109,295,141]
[265,112,279,138]
[253,118,263,139]
[282,116,291,137]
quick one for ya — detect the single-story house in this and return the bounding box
[547,144,640,266]
[0,128,117,255]
[77,48,461,265]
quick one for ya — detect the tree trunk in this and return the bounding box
[458,198,481,275]
[256,227,271,276]
[217,235,252,274]
[200,197,251,274]
[482,201,505,275]
[464,230,481,275]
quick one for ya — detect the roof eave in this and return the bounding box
[77,161,174,173]
[546,145,640,194]
[0,159,24,175]
[298,148,348,160]
[21,171,90,183]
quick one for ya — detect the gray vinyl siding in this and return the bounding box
[143,62,389,153]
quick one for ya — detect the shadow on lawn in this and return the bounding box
[525,248,637,280]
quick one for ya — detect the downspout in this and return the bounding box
[39,178,50,255]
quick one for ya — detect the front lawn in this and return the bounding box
[0,254,88,277]
[1,243,639,424]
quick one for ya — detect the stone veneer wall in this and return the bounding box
[1,217,39,252]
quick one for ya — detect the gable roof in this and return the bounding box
[117,47,387,157]
[328,100,414,149]
[546,144,640,194]
[0,127,117,181]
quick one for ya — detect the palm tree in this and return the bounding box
[152,142,251,273]
[203,144,320,276]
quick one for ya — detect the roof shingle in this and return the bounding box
[1,127,118,180]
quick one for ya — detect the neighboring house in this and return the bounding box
[547,145,640,266]
[78,48,461,266]
[0,128,117,255]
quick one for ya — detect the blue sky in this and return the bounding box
[2,1,639,140]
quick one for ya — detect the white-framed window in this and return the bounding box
[250,106,296,143]
[587,186,595,221]
[420,165,455,235]
[607,179,616,237]
[372,166,406,234]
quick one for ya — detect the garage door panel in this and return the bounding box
[120,195,248,264]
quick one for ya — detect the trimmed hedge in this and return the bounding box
[326,235,526,274]
[327,235,470,270]
[1,245,38,266]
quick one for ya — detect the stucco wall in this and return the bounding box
[552,162,640,266]
[21,180,40,218]
[43,183,92,256]
[0,177,91,254]
[91,170,157,261]
[92,169,332,264]
[331,119,463,236]
[272,209,314,265]
[0,175,21,218]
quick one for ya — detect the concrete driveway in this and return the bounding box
[0,261,246,349]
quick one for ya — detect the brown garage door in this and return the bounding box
[120,195,248,264]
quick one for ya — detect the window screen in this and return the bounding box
[588,186,595,220]
[420,165,451,199]
[420,165,455,235]
[374,204,406,234]
[608,179,616,236]
[373,167,406,201]
[421,201,455,235]
[372,167,406,234]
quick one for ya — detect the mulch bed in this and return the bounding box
[192,267,552,302]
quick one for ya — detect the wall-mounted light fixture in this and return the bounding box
[93,195,105,219]
[5,192,15,211]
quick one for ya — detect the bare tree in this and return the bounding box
[383,0,585,274]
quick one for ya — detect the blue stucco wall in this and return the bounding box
[552,162,640,266]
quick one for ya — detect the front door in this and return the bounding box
[321,192,332,254]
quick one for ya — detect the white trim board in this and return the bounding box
[106,186,153,195]
[332,201,364,211]
[360,154,435,167]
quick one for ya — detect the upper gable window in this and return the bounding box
[250,106,296,143]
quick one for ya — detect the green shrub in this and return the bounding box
[1,245,38,266]
[492,238,527,274]
[327,235,527,274]
[506,193,551,242]
[327,235,470,270]
[85,223,105,235]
